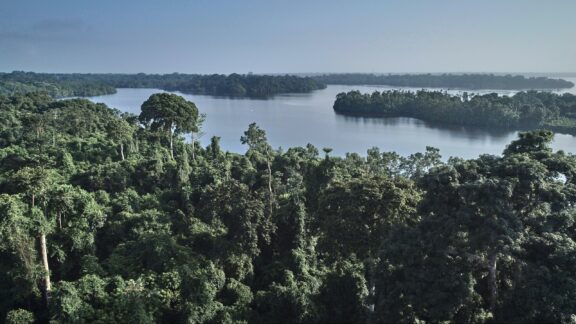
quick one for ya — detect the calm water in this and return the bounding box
[87,79,576,159]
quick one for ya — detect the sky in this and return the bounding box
[0,0,575,74]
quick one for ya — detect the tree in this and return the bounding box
[139,93,201,160]
[5,308,34,324]
[253,270,319,324]
[45,184,105,266]
[11,167,60,307]
[318,175,420,262]
[503,129,554,156]
[317,175,420,321]
[316,259,369,324]
[376,131,575,322]
[241,123,275,233]
[198,179,267,280]
[106,115,135,161]
[0,195,38,320]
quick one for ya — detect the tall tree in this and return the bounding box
[106,115,135,161]
[241,123,275,232]
[0,194,38,319]
[11,167,60,307]
[317,175,420,320]
[139,93,201,160]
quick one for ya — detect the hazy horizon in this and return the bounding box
[2,71,576,76]
[1,0,575,74]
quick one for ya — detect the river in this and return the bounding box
[86,80,576,159]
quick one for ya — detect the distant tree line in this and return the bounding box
[0,72,117,98]
[88,73,327,97]
[4,71,572,99]
[0,72,327,98]
[334,90,576,134]
[314,73,574,90]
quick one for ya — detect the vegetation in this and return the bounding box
[1,72,327,99]
[0,72,117,98]
[1,91,576,323]
[89,73,327,97]
[334,89,576,134]
[314,73,574,90]
[7,71,572,100]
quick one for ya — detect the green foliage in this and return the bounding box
[1,90,575,323]
[0,71,116,98]
[376,131,576,322]
[50,274,157,323]
[5,309,34,324]
[334,90,576,133]
[0,195,40,319]
[254,270,320,324]
[316,259,369,323]
[198,179,268,280]
[140,93,200,134]
[0,71,327,98]
[140,93,202,159]
[93,72,326,98]
[315,73,574,90]
[318,175,420,262]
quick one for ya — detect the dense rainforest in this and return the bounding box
[1,91,576,323]
[84,73,327,98]
[313,73,574,90]
[0,72,326,98]
[0,72,117,98]
[333,89,576,134]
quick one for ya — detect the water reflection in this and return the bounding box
[335,114,513,140]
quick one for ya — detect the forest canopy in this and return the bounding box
[1,91,576,323]
[333,89,576,134]
[0,72,117,98]
[313,73,574,90]
[0,72,327,99]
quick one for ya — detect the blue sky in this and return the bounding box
[0,0,575,73]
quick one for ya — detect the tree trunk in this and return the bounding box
[191,133,196,161]
[169,129,174,160]
[267,156,273,218]
[40,233,51,306]
[366,259,376,324]
[32,193,51,306]
[488,251,498,317]
[120,143,125,161]
[53,112,57,147]
[267,160,272,196]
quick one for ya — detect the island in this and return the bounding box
[333,89,576,134]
